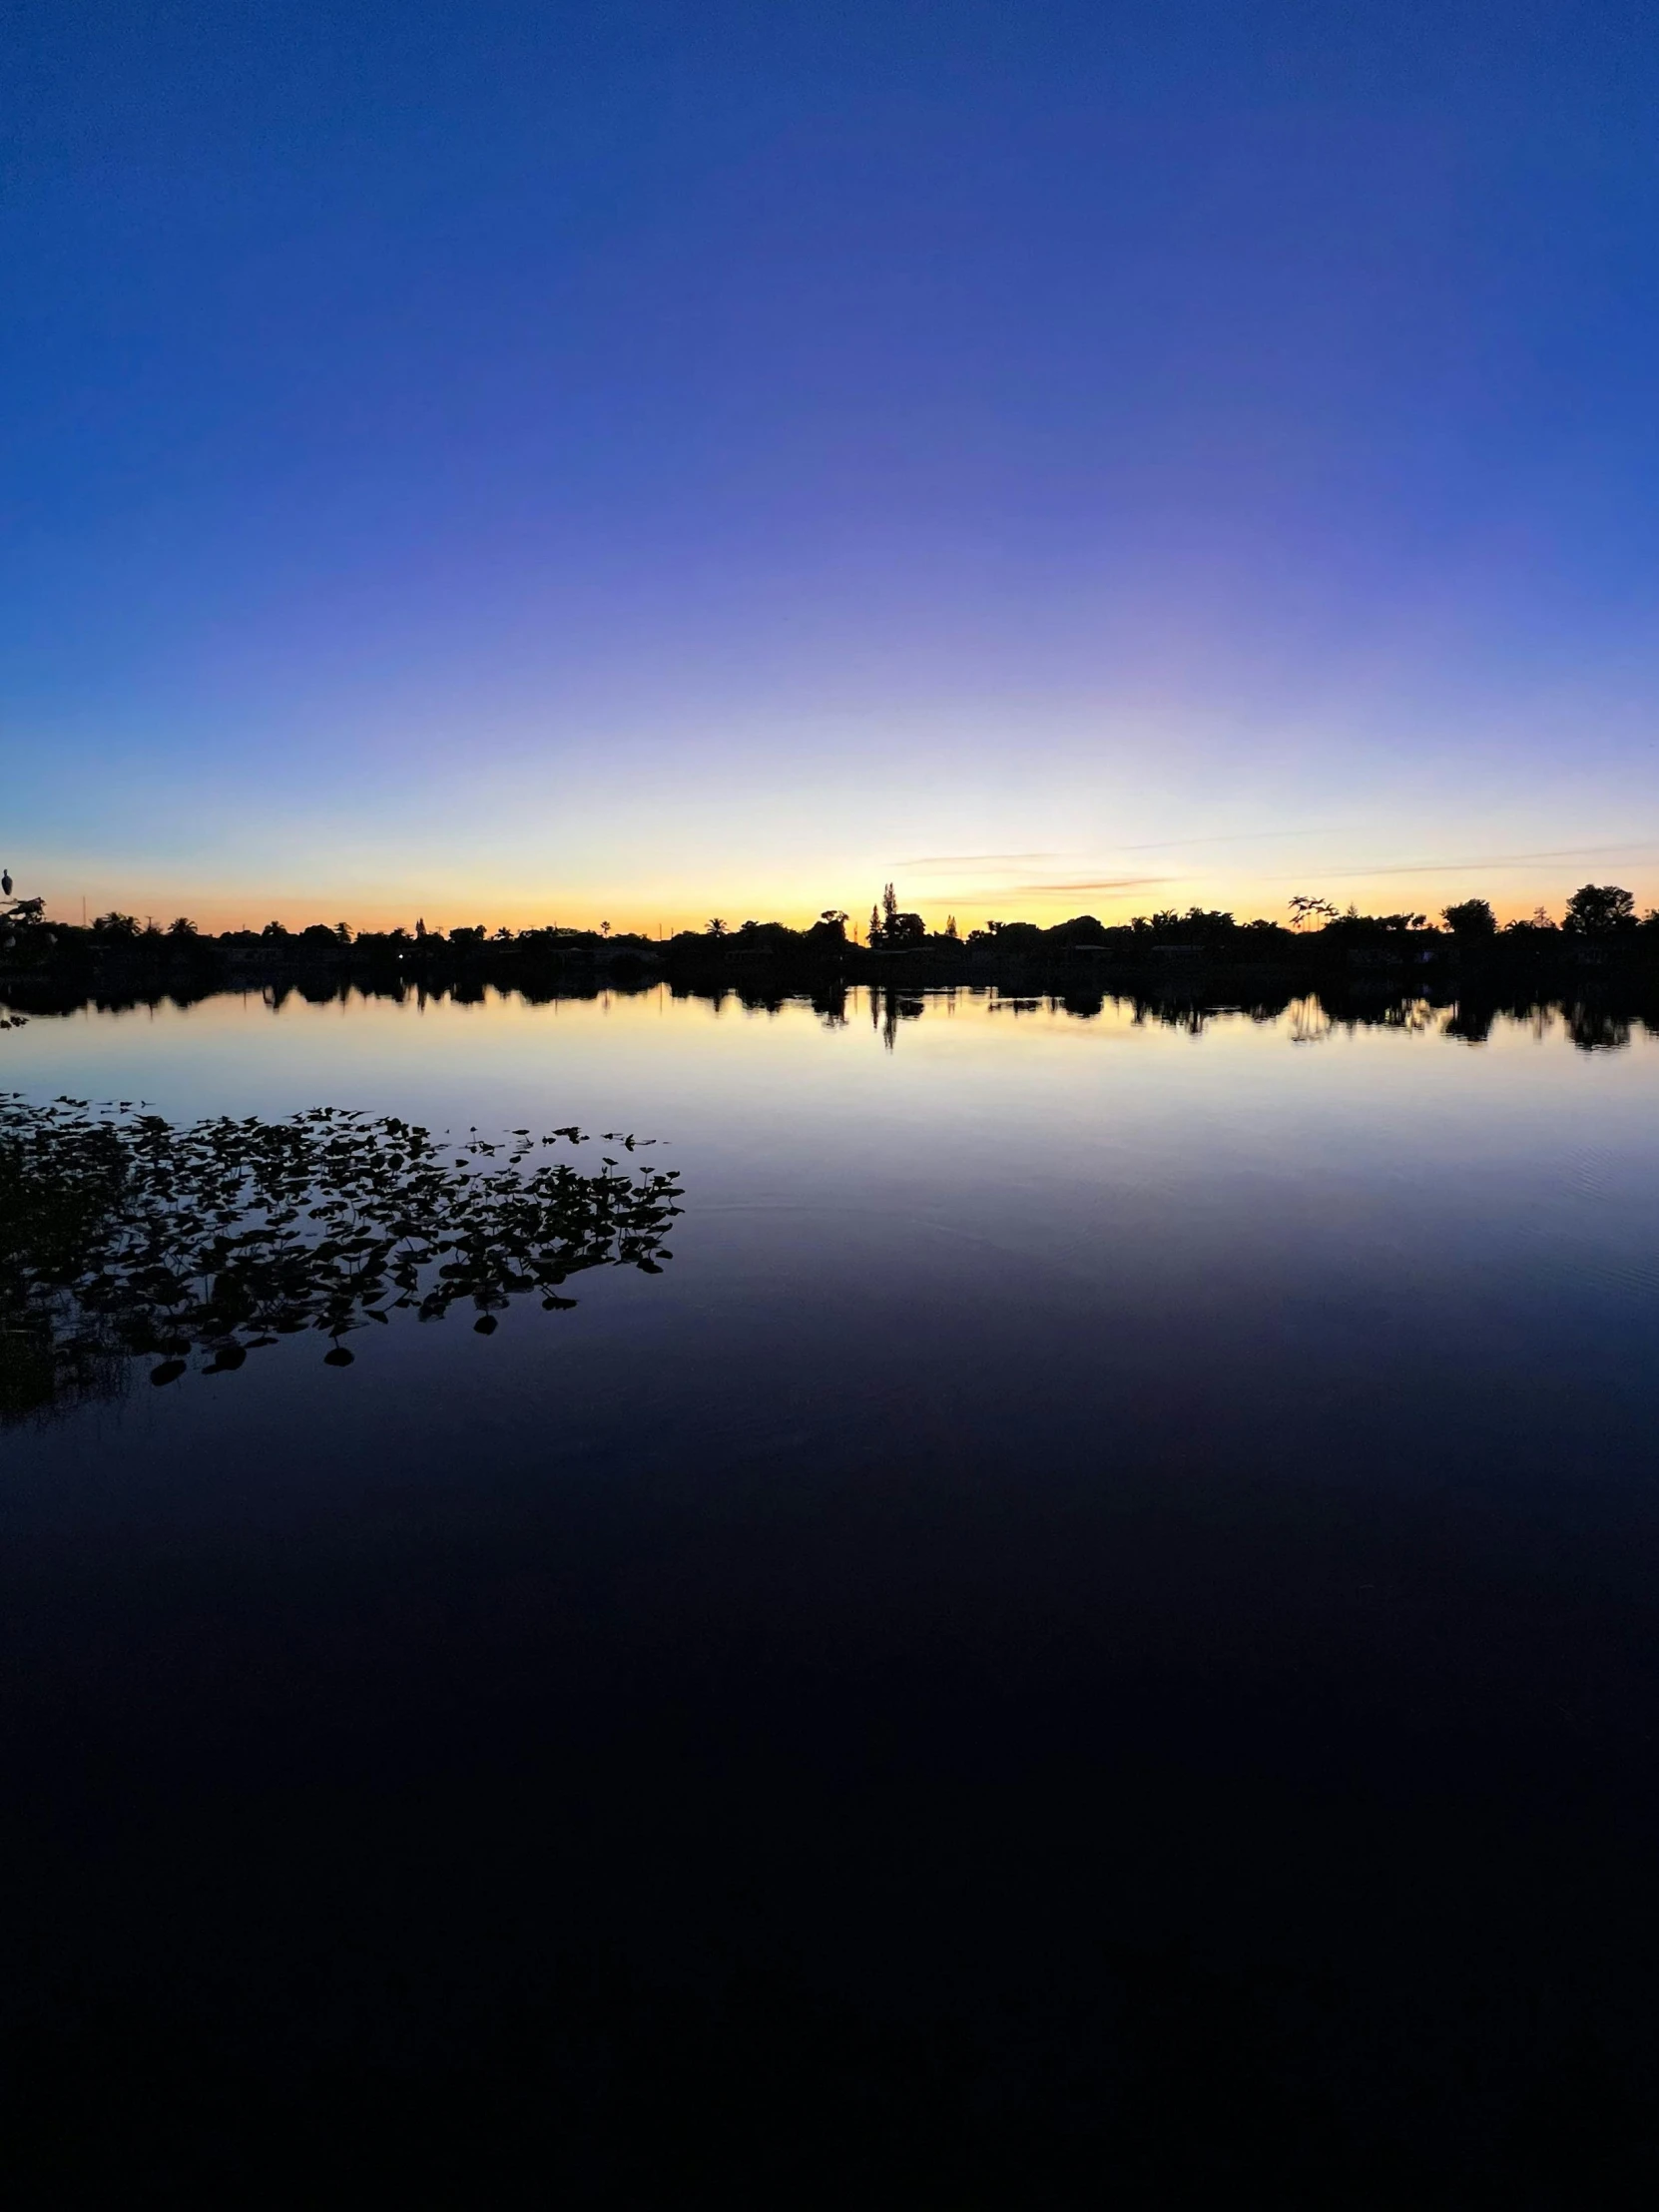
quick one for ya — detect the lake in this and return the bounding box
[5,981,1659,2192]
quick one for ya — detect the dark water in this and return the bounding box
[5,985,1659,2194]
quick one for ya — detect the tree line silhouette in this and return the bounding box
[5,874,1659,999]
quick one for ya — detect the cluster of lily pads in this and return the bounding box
[0,1094,682,1418]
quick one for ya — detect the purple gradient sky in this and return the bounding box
[5,1,1659,931]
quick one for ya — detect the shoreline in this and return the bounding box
[4,930,1657,999]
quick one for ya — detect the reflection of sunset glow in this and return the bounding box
[8,977,1649,1089]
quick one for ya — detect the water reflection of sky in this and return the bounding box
[6,985,1659,2181]
[9,979,1657,1526]
[9,983,1658,1360]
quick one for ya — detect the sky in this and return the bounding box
[5,0,1659,933]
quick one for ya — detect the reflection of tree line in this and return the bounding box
[857,982,1649,1052]
[1118,987,1641,1052]
[4,974,1655,1055]
[1,1099,682,1423]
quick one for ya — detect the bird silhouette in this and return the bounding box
[1,869,12,896]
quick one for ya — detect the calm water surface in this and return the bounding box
[5,985,1659,2189]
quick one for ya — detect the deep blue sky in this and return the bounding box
[6,1,1658,927]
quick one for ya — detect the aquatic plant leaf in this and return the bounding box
[0,1095,683,1419]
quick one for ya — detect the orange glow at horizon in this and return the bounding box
[22,871,1644,940]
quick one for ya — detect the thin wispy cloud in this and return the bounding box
[1311,842,1659,879]
[893,830,1356,870]
[996,876,1174,897]
[1105,826,1367,853]
[890,852,1067,871]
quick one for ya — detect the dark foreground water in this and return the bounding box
[5,984,1659,2196]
